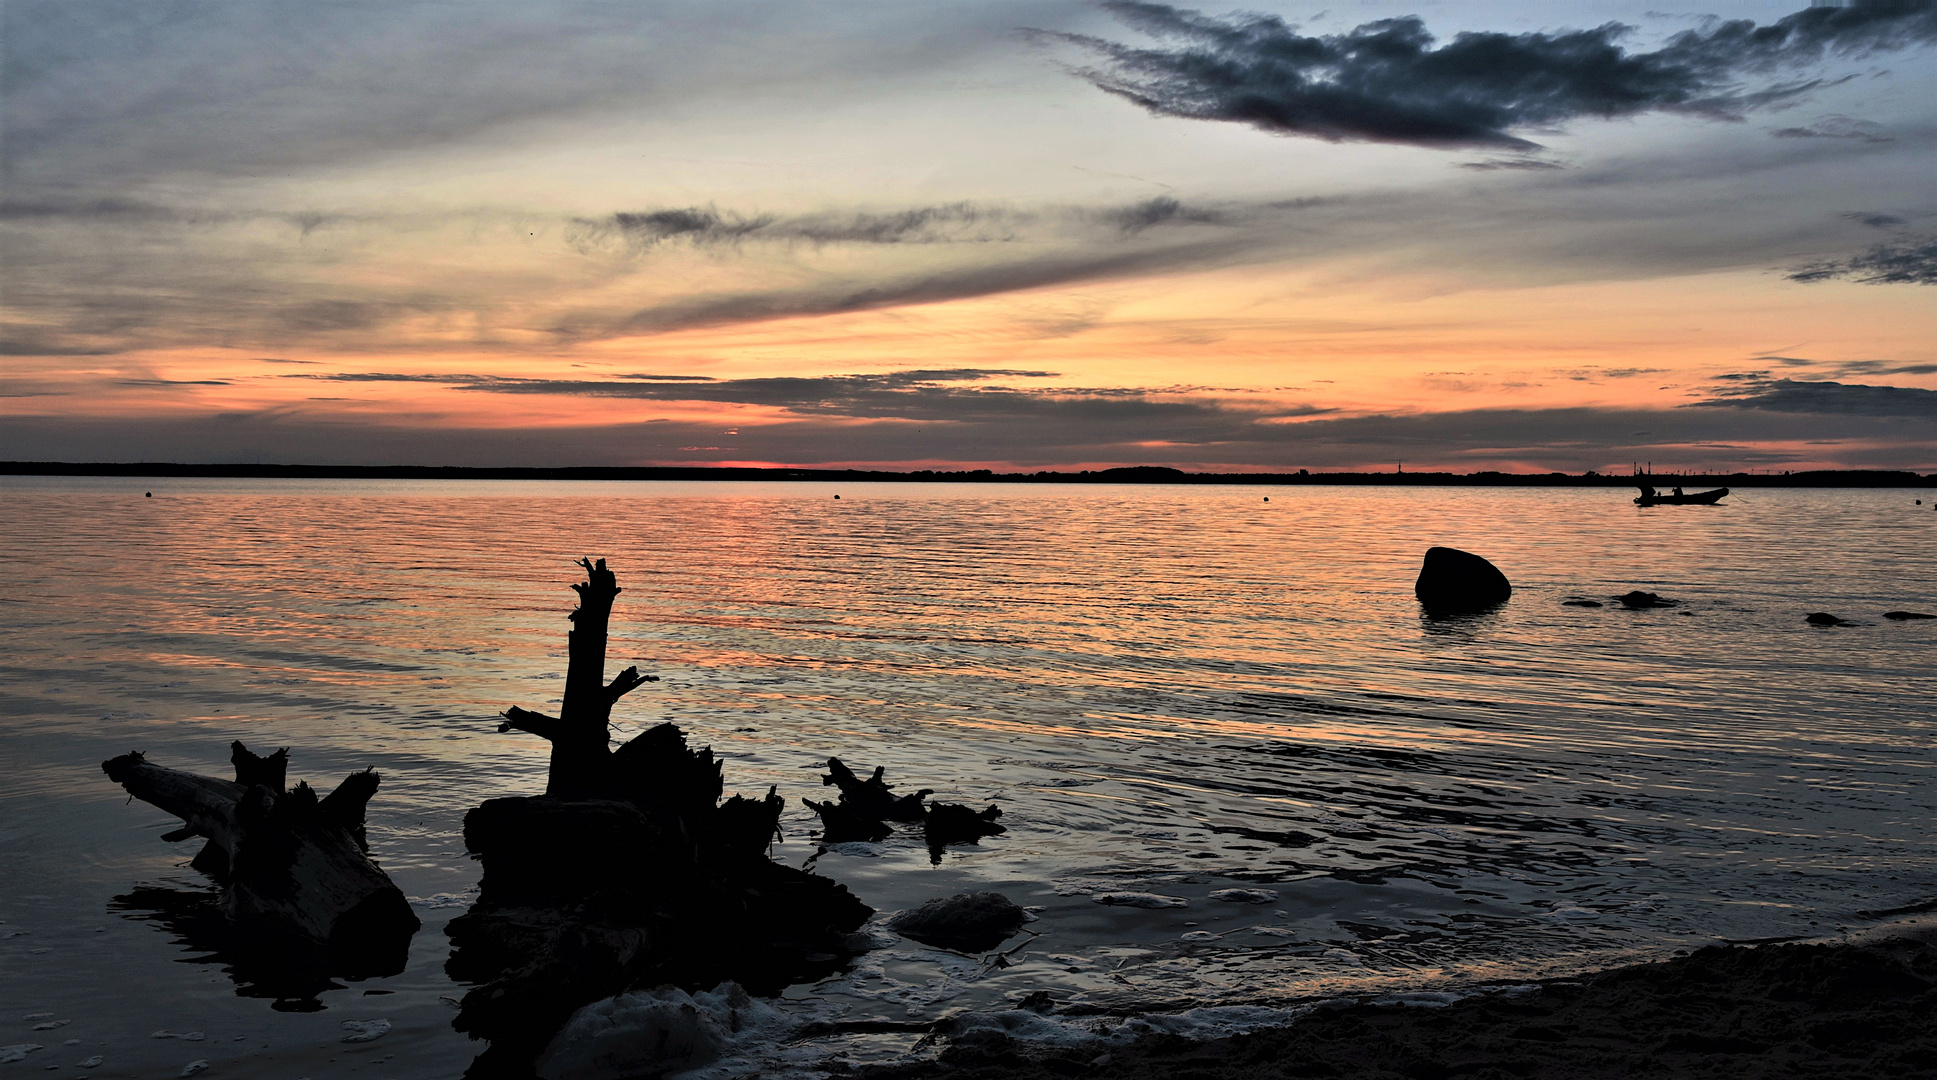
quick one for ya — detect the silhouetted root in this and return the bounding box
[1618,591,1678,608]
[923,803,1006,863]
[805,758,1008,864]
[101,743,419,980]
[449,734,870,1076]
[821,757,932,822]
[802,796,893,843]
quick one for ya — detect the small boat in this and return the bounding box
[1634,485,1728,506]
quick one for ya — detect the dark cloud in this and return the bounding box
[1771,116,1895,143]
[284,372,509,384]
[1088,195,1224,234]
[1457,158,1567,172]
[566,233,1267,338]
[1041,1,1937,149]
[1690,375,1937,417]
[1787,233,1937,284]
[571,197,1220,252]
[295,367,1295,426]
[1842,211,1907,229]
[0,197,181,222]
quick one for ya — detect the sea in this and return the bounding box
[2,477,1933,1078]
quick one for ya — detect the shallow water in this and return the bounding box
[1,477,1933,1076]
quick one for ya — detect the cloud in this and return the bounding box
[1787,232,1937,284]
[1771,116,1895,143]
[6,398,1930,472]
[5,2,1053,194]
[294,367,1325,426]
[1690,375,1937,417]
[563,232,1270,338]
[1456,158,1568,172]
[1040,1,1937,149]
[569,196,1222,252]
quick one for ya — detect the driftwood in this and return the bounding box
[803,757,1005,863]
[446,559,872,1077]
[101,742,418,976]
[821,757,931,821]
[922,802,1006,862]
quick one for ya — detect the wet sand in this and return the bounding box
[855,925,1937,1080]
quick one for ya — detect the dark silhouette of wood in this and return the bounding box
[801,758,1007,865]
[923,803,1006,865]
[451,559,872,1077]
[496,558,659,798]
[101,743,418,973]
[821,757,931,821]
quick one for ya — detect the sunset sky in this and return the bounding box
[4,0,1934,472]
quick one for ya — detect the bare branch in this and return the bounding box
[499,707,563,741]
[604,666,659,704]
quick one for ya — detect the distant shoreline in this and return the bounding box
[3,461,1932,487]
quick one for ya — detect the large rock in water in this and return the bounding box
[886,892,1025,953]
[1414,547,1512,614]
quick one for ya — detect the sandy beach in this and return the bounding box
[856,924,1937,1080]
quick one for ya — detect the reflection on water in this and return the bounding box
[2,477,1935,1066]
[110,884,354,1012]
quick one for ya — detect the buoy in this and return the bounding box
[145,492,152,497]
[834,494,840,499]
[1263,496,1269,502]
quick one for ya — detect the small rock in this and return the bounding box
[1092,892,1188,909]
[180,1062,208,1077]
[339,1019,391,1044]
[886,892,1026,953]
[1884,610,1935,620]
[1562,599,1603,608]
[1414,547,1511,614]
[30,1021,67,1031]
[1804,612,1849,626]
[76,1056,103,1069]
[1618,591,1677,609]
[1209,888,1278,904]
[0,1045,42,1064]
[20,1014,53,1022]
[151,1032,205,1041]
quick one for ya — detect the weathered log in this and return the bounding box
[457,561,872,1077]
[102,746,418,970]
[821,757,931,822]
[923,802,1006,864]
[802,796,893,843]
[494,557,660,798]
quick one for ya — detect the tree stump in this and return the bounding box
[101,742,419,975]
[447,559,872,1077]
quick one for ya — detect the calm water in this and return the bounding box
[2,478,1933,1076]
